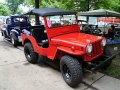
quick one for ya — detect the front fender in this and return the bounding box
[10,29,20,40]
[10,29,20,35]
[57,46,85,55]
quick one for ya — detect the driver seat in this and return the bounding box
[31,25,49,48]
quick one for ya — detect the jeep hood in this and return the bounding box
[51,33,102,47]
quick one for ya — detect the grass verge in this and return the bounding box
[101,44,120,79]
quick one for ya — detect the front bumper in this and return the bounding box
[91,54,116,71]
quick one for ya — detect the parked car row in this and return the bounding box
[1,8,115,87]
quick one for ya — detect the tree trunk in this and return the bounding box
[35,0,39,8]
[35,0,40,25]
[86,0,90,23]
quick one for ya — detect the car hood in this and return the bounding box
[51,33,102,47]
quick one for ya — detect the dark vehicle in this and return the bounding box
[1,15,30,46]
[78,20,103,36]
[22,8,115,87]
[115,25,120,38]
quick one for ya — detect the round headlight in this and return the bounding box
[86,44,92,54]
[101,38,106,46]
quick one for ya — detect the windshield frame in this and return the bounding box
[46,14,78,28]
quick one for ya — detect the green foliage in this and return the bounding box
[27,0,120,12]
[0,3,10,16]
[94,0,120,12]
[74,0,120,12]
[41,0,74,10]
[6,0,24,14]
[25,0,34,6]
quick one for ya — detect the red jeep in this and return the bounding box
[22,8,115,87]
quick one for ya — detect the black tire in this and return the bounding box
[10,35,18,47]
[103,46,112,57]
[102,46,112,69]
[1,31,3,36]
[60,56,83,87]
[24,43,38,64]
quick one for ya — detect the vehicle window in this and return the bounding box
[39,17,44,25]
[14,18,26,23]
[46,15,77,28]
[29,16,44,26]
[6,18,11,24]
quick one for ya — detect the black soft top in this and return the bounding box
[26,8,76,16]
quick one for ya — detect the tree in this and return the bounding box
[41,0,74,10]
[26,0,40,25]
[27,0,120,13]
[6,0,24,14]
[76,0,120,12]
[0,3,10,16]
[98,0,120,13]
[35,0,40,25]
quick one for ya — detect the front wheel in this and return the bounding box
[24,43,38,64]
[60,56,83,87]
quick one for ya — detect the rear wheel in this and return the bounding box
[24,43,38,64]
[10,35,18,47]
[60,56,83,87]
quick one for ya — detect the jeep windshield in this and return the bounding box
[46,15,77,28]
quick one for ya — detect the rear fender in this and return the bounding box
[22,35,40,53]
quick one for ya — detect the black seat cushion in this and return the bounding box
[31,25,48,47]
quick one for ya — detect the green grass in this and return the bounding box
[101,58,120,79]
[101,44,120,79]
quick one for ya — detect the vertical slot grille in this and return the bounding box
[91,41,101,58]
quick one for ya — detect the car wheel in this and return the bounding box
[60,55,83,87]
[24,43,38,64]
[10,35,18,47]
[1,31,3,36]
[102,46,112,69]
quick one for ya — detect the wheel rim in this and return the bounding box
[63,64,71,80]
[25,49,31,59]
[11,37,15,44]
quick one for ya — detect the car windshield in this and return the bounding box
[46,15,77,28]
[14,17,27,23]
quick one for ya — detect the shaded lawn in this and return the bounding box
[101,44,120,79]
[101,56,120,79]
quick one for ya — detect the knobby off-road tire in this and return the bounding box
[10,35,18,47]
[60,56,83,87]
[24,43,38,64]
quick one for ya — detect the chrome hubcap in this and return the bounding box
[11,37,14,44]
